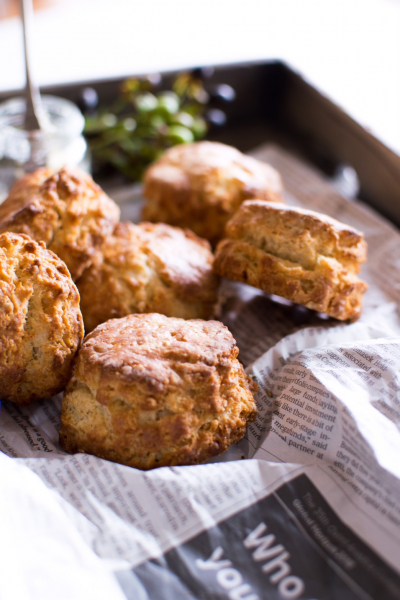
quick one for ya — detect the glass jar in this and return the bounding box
[0,95,90,203]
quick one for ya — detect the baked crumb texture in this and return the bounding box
[77,221,219,332]
[214,200,368,321]
[0,232,84,405]
[0,167,120,281]
[142,141,284,245]
[60,313,258,469]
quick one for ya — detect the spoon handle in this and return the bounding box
[20,0,42,131]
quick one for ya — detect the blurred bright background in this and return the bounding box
[1,0,400,152]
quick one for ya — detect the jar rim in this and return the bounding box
[0,95,85,139]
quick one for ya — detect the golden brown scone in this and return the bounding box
[0,232,84,405]
[142,141,284,244]
[77,221,219,333]
[214,201,368,321]
[59,313,257,469]
[0,167,120,280]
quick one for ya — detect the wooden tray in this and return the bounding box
[2,60,400,227]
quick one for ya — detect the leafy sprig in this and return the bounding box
[84,72,212,181]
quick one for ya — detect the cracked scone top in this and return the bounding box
[142,141,284,244]
[77,221,220,332]
[0,232,84,405]
[0,167,120,280]
[214,201,368,321]
[60,313,258,469]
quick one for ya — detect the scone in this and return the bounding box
[142,141,284,244]
[76,221,219,333]
[0,167,120,280]
[59,313,257,469]
[214,200,367,321]
[0,232,84,405]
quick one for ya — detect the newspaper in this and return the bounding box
[2,145,400,600]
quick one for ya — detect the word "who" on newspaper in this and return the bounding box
[196,521,305,599]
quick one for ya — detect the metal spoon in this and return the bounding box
[20,0,43,131]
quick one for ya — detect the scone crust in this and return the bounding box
[142,141,284,244]
[77,221,219,332]
[214,200,368,321]
[0,167,120,280]
[60,313,257,469]
[0,232,84,405]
